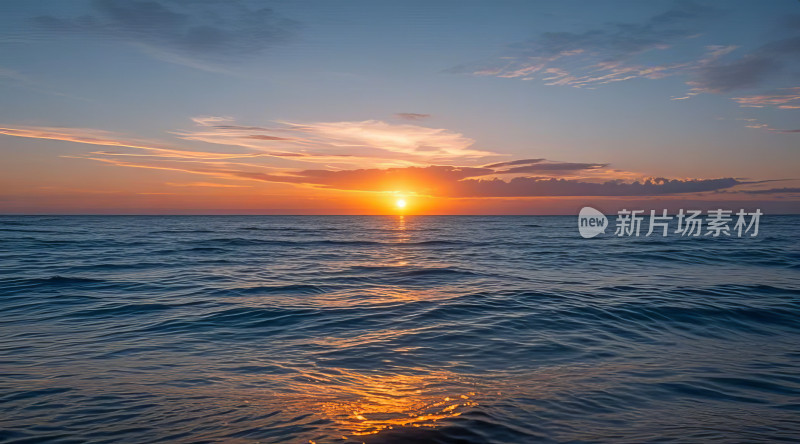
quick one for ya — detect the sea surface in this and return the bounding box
[1,215,799,443]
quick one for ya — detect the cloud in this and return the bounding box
[2,122,486,165]
[233,166,747,197]
[456,3,797,96]
[82,154,745,197]
[0,120,756,198]
[165,181,251,188]
[453,3,799,132]
[686,16,800,94]
[689,55,781,93]
[65,155,746,198]
[731,87,800,108]
[32,0,298,66]
[178,117,498,165]
[394,113,431,121]
[495,162,608,174]
[0,125,286,159]
[738,187,800,195]
[740,120,800,134]
[224,165,494,194]
[453,0,718,88]
[222,165,742,197]
[451,176,742,197]
[483,158,545,169]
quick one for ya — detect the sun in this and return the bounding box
[395,198,407,209]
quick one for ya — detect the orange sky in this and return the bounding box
[1,1,799,214]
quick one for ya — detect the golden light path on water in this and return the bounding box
[202,367,480,441]
[302,217,471,440]
[216,360,643,441]
[311,370,478,438]
[228,215,478,440]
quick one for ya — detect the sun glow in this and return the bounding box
[395,198,407,209]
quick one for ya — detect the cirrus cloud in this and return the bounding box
[451,1,719,88]
[178,116,498,165]
[31,0,299,69]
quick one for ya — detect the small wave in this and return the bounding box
[69,303,177,318]
[1,275,105,286]
[216,283,329,296]
[238,226,342,232]
[345,265,480,279]
[185,237,382,247]
[401,240,468,246]
[46,275,104,284]
[149,229,214,234]
[0,387,73,403]
[361,409,545,444]
[65,262,166,272]
[144,306,322,333]
[180,237,478,248]
[398,268,478,277]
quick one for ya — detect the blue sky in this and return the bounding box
[0,0,798,213]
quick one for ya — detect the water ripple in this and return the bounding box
[1,215,799,443]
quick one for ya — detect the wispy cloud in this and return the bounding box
[738,187,800,195]
[0,125,279,160]
[1,118,498,169]
[452,0,718,88]
[179,117,498,165]
[731,87,800,109]
[494,162,608,175]
[454,3,800,133]
[740,120,800,134]
[394,113,431,121]
[483,158,545,169]
[165,182,252,188]
[31,0,298,69]
[687,17,800,94]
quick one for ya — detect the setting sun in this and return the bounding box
[395,198,407,209]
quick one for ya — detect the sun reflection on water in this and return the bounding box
[207,366,480,439]
[311,370,478,438]
[394,215,409,244]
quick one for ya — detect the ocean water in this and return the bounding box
[1,215,799,443]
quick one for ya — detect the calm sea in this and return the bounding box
[1,215,799,443]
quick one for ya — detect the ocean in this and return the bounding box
[1,215,799,443]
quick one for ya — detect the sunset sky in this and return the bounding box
[1,0,798,214]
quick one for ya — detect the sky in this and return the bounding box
[0,0,798,214]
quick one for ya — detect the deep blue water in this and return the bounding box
[1,215,799,443]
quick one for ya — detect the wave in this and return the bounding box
[1,215,799,443]
[214,283,330,296]
[176,237,476,248]
[1,275,105,286]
